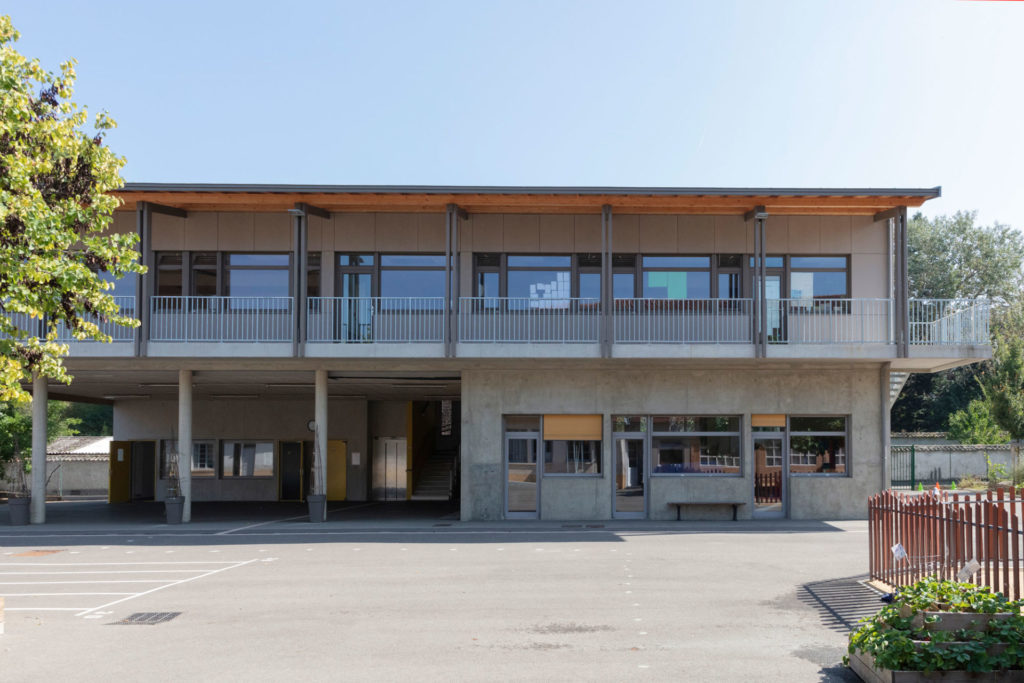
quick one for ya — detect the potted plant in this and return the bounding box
[164,451,184,525]
[6,454,30,526]
[307,426,326,523]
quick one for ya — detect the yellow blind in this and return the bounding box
[751,414,786,428]
[543,414,602,441]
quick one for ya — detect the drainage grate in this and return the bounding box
[111,612,181,626]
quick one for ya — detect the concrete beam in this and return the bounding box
[179,369,192,522]
[31,374,47,524]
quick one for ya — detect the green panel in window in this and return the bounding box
[647,272,668,288]
[666,272,687,299]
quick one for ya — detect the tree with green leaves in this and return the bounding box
[0,16,143,403]
[893,211,1024,433]
[908,210,1024,303]
[978,324,1024,470]
[947,399,1009,445]
[0,399,79,484]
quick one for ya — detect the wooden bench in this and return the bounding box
[668,501,745,521]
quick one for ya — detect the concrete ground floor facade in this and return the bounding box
[86,359,891,523]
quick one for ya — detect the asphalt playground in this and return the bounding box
[0,501,878,681]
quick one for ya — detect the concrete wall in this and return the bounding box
[892,445,1015,485]
[3,460,108,496]
[113,397,369,502]
[460,366,884,521]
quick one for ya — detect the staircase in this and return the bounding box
[411,450,458,501]
[889,371,911,408]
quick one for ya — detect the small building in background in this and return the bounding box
[45,436,111,498]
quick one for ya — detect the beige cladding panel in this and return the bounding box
[418,214,446,252]
[307,215,328,251]
[851,253,888,298]
[470,214,502,252]
[110,211,138,236]
[677,215,715,253]
[184,211,218,251]
[502,214,540,252]
[253,213,291,251]
[787,215,822,254]
[852,216,887,254]
[764,216,789,253]
[575,215,602,251]
[539,215,573,252]
[713,215,749,253]
[374,213,418,251]
[638,215,677,253]
[150,214,184,251]
[217,213,254,251]
[334,213,374,252]
[820,216,852,253]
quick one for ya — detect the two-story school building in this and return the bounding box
[18,185,991,523]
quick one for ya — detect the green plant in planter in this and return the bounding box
[847,577,1024,673]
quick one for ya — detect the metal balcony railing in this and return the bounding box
[2,296,137,343]
[909,299,990,346]
[458,297,600,343]
[767,298,893,345]
[307,297,445,343]
[150,296,294,342]
[613,298,754,344]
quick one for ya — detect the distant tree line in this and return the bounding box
[893,211,1024,454]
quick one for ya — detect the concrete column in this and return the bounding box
[314,369,328,495]
[30,374,47,524]
[178,369,192,522]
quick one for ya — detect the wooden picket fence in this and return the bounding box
[869,488,1024,600]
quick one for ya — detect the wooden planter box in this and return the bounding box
[851,611,1024,682]
[849,650,1024,682]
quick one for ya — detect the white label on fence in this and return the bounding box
[891,543,908,561]
[957,559,981,582]
[351,452,360,466]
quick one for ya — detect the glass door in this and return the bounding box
[613,437,645,518]
[505,433,539,518]
[753,436,786,518]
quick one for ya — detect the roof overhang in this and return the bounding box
[114,184,941,215]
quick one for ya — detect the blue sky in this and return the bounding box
[7,1,1024,226]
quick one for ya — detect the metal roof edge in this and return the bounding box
[117,183,943,198]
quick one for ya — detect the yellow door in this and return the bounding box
[109,441,131,503]
[326,440,347,501]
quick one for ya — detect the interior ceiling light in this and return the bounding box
[209,393,259,400]
[390,383,447,389]
[139,383,187,388]
[264,383,313,388]
[102,394,150,400]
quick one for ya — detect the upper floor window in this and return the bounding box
[154,252,292,298]
[473,254,601,302]
[336,253,446,306]
[790,257,848,300]
[641,256,711,299]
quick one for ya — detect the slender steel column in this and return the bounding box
[30,374,47,524]
[759,217,768,356]
[292,211,305,357]
[444,205,454,357]
[139,202,153,357]
[598,205,606,360]
[178,369,192,523]
[898,206,910,357]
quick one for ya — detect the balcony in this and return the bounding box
[148,296,294,357]
[2,296,137,357]
[306,297,445,357]
[7,295,988,364]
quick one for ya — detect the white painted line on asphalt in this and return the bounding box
[75,559,258,618]
[0,580,178,585]
[6,607,88,611]
[0,570,209,576]
[0,565,239,569]
[0,589,136,593]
